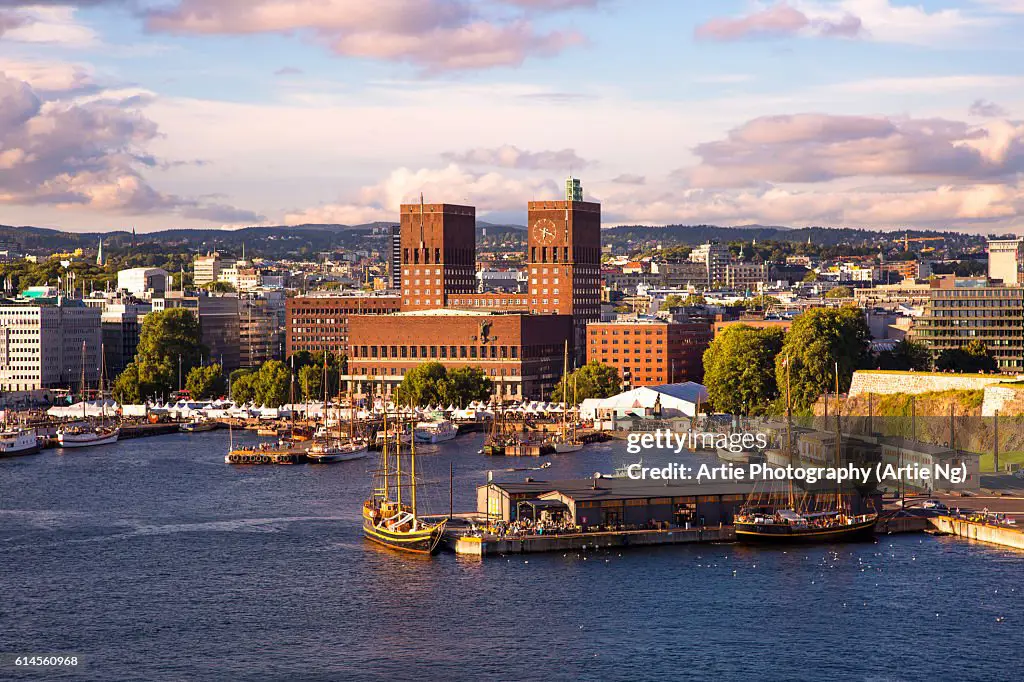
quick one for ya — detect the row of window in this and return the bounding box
[354,345,521,360]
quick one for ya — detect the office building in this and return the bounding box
[286,294,402,357]
[152,293,241,370]
[101,300,150,377]
[399,202,476,311]
[239,296,282,368]
[988,238,1024,285]
[390,225,402,289]
[0,299,101,391]
[587,318,712,388]
[117,267,168,298]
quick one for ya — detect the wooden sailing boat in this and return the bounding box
[552,341,583,453]
[308,354,367,463]
[734,358,878,543]
[362,395,447,554]
[57,341,119,448]
[482,362,514,456]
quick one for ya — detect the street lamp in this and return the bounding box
[178,354,182,392]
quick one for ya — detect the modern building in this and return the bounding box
[878,259,930,282]
[239,296,282,368]
[653,261,708,288]
[152,293,241,371]
[101,300,150,377]
[117,267,168,298]
[0,299,102,391]
[988,238,1024,285]
[346,309,573,400]
[912,276,1024,372]
[587,318,712,388]
[286,294,402,357]
[689,242,730,286]
[193,252,234,287]
[389,224,402,290]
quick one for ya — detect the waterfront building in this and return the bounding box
[586,317,712,387]
[101,300,150,376]
[239,296,282,368]
[151,293,241,370]
[116,267,169,298]
[877,437,981,493]
[399,202,477,311]
[912,276,1024,372]
[286,294,402,357]
[988,238,1024,285]
[346,309,572,400]
[0,298,101,391]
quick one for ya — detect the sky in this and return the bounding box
[1,0,1023,233]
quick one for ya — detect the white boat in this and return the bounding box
[552,440,584,453]
[414,419,458,444]
[180,419,217,433]
[375,428,411,446]
[0,428,40,457]
[57,425,120,449]
[307,439,369,463]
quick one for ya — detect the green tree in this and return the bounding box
[776,306,872,411]
[442,366,493,407]
[112,363,143,404]
[662,294,684,309]
[397,362,449,406]
[185,364,226,400]
[683,294,707,306]
[230,370,256,404]
[803,270,819,282]
[550,361,621,403]
[743,295,782,310]
[875,339,931,371]
[703,325,785,415]
[935,340,998,373]
[204,281,236,293]
[825,285,854,299]
[112,308,206,402]
[298,364,323,401]
[250,360,292,407]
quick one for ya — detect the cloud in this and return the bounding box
[0,6,98,47]
[970,99,1009,118]
[695,1,862,41]
[0,71,261,222]
[274,66,303,77]
[138,0,586,72]
[442,145,589,170]
[684,113,1024,188]
[611,173,645,185]
[501,0,603,8]
[286,163,559,225]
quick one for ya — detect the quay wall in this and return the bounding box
[454,526,734,556]
[979,385,1024,417]
[929,516,1024,551]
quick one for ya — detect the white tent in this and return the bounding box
[47,400,119,419]
[579,383,708,425]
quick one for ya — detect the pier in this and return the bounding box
[929,516,1024,550]
[450,525,735,556]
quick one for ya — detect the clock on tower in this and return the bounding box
[532,218,556,245]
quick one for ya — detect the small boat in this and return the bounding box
[0,428,40,458]
[180,419,217,433]
[257,427,279,437]
[414,419,458,444]
[552,440,584,453]
[716,446,764,465]
[307,439,369,464]
[57,425,120,449]
[375,427,411,447]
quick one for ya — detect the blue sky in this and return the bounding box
[1,0,1023,232]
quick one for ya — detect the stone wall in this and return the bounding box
[849,371,1009,398]
[980,385,1024,417]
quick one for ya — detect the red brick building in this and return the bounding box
[400,202,476,311]
[286,294,401,356]
[587,318,712,388]
[347,310,572,400]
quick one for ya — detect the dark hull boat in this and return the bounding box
[735,512,877,544]
[362,503,446,554]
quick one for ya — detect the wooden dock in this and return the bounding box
[929,516,1024,550]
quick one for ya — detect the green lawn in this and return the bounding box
[979,450,1024,473]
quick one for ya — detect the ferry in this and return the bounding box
[414,419,458,444]
[0,428,40,457]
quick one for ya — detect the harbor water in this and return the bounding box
[2,431,1023,681]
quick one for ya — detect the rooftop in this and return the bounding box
[482,477,750,499]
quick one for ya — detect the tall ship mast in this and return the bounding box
[551,340,583,453]
[57,341,119,449]
[362,397,447,554]
[734,358,878,543]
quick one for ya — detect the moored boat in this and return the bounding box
[180,419,217,433]
[57,425,120,449]
[0,428,40,457]
[414,419,458,444]
[734,508,878,543]
[307,439,368,463]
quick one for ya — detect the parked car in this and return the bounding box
[922,499,948,511]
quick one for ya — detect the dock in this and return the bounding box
[450,525,735,556]
[929,516,1024,550]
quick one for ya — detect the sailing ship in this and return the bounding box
[734,359,878,543]
[307,356,367,464]
[362,407,447,554]
[552,345,583,453]
[225,357,306,464]
[57,342,119,449]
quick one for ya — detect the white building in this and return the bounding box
[117,267,169,298]
[0,300,102,392]
[988,238,1023,285]
[689,242,730,285]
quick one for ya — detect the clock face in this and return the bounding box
[533,218,557,245]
